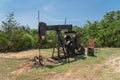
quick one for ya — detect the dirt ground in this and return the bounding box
[103,55,120,73]
[45,56,120,80]
[0,50,58,75]
[44,64,102,80]
[0,49,120,80]
[0,50,50,59]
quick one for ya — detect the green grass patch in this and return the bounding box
[42,48,53,53]
[0,48,120,80]
[0,58,26,74]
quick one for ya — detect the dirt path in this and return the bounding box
[0,49,52,76]
[103,55,120,73]
[0,50,102,80]
[0,49,120,80]
[44,65,102,80]
[0,50,50,59]
[44,49,120,80]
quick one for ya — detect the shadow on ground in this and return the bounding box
[45,55,87,69]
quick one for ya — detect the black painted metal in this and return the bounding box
[38,22,85,61]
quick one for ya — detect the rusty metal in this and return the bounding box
[87,38,94,56]
[38,22,85,61]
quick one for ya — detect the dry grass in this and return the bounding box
[0,48,120,80]
[0,49,52,59]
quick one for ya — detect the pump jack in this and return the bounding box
[38,22,85,61]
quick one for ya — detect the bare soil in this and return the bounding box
[45,55,120,80]
[0,50,51,59]
[11,57,59,75]
[44,64,102,80]
[103,55,120,73]
[0,49,120,80]
[0,50,54,75]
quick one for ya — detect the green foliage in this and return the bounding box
[80,10,120,47]
[21,33,34,50]
[0,10,120,52]
[0,12,39,52]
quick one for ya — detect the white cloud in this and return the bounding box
[42,1,58,15]
[43,15,64,22]
[43,4,54,13]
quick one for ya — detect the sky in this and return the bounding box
[0,0,120,28]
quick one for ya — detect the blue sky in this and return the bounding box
[0,0,120,28]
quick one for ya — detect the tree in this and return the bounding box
[0,12,37,52]
[2,12,19,32]
[1,12,20,52]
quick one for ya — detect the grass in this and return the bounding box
[97,68,120,80]
[95,48,120,80]
[0,48,120,80]
[0,58,25,74]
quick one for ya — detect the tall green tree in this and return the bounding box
[1,12,20,52]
